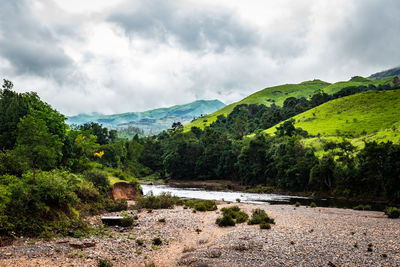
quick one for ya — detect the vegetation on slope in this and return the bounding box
[186,80,331,129]
[368,66,400,80]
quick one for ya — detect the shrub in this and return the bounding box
[248,209,275,225]
[384,207,400,218]
[310,202,317,208]
[216,214,235,227]
[136,239,145,246]
[106,199,128,212]
[158,218,166,223]
[294,202,301,207]
[83,170,110,190]
[97,257,113,267]
[135,192,177,210]
[152,237,162,245]
[260,223,271,229]
[120,212,134,227]
[183,199,217,211]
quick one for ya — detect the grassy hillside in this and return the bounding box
[186,80,331,129]
[264,90,400,153]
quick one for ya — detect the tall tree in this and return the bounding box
[14,115,63,183]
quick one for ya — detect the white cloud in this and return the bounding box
[1,0,399,115]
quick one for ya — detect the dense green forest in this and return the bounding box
[1,76,400,238]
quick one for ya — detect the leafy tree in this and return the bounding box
[14,115,63,183]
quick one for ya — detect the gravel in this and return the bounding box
[0,203,399,266]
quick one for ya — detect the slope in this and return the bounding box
[368,66,400,80]
[186,79,331,130]
[264,90,400,152]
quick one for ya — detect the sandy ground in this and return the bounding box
[1,202,399,267]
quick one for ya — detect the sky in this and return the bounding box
[0,0,399,115]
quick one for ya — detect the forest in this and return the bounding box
[0,78,399,239]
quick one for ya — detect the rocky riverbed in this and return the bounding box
[1,202,399,266]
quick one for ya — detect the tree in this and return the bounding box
[14,115,63,183]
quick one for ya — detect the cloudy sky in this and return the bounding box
[1,0,399,115]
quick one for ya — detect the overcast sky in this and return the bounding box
[1,0,399,115]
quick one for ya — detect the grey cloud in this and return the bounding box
[328,0,400,67]
[108,0,259,52]
[0,0,74,82]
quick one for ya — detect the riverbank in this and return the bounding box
[1,202,399,266]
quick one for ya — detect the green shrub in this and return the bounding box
[135,192,177,210]
[294,202,301,207]
[106,199,128,212]
[260,223,271,229]
[384,207,400,218]
[183,199,217,211]
[136,238,145,246]
[158,218,166,223]
[83,170,110,190]
[310,202,317,208]
[152,237,162,245]
[216,214,235,227]
[248,209,275,225]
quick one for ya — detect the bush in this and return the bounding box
[184,200,217,211]
[97,257,113,267]
[260,223,271,229]
[106,199,128,212]
[152,237,162,245]
[384,207,400,218]
[216,214,235,227]
[135,192,177,210]
[310,202,317,208]
[248,209,275,225]
[294,202,301,207]
[83,170,110,190]
[216,206,249,227]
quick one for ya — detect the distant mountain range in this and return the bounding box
[67,99,225,136]
[368,66,400,80]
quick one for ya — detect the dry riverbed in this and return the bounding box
[1,202,399,267]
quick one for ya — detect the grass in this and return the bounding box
[185,79,331,130]
[264,90,400,155]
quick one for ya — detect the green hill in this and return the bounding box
[67,99,225,135]
[322,76,393,95]
[368,66,400,80]
[186,80,331,129]
[264,90,400,153]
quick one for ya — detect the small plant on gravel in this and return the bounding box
[145,263,156,267]
[260,223,271,229]
[248,209,275,225]
[135,192,178,210]
[97,258,113,267]
[152,237,163,245]
[133,215,139,220]
[236,198,241,203]
[294,202,301,207]
[119,211,134,227]
[158,218,166,223]
[381,253,388,258]
[384,207,400,218]
[310,202,317,208]
[135,250,142,255]
[367,247,373,252]
[136,238,145,246]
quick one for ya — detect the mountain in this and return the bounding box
[368,66,400,80]
[186,80,331,130]
[67,99,225,135]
